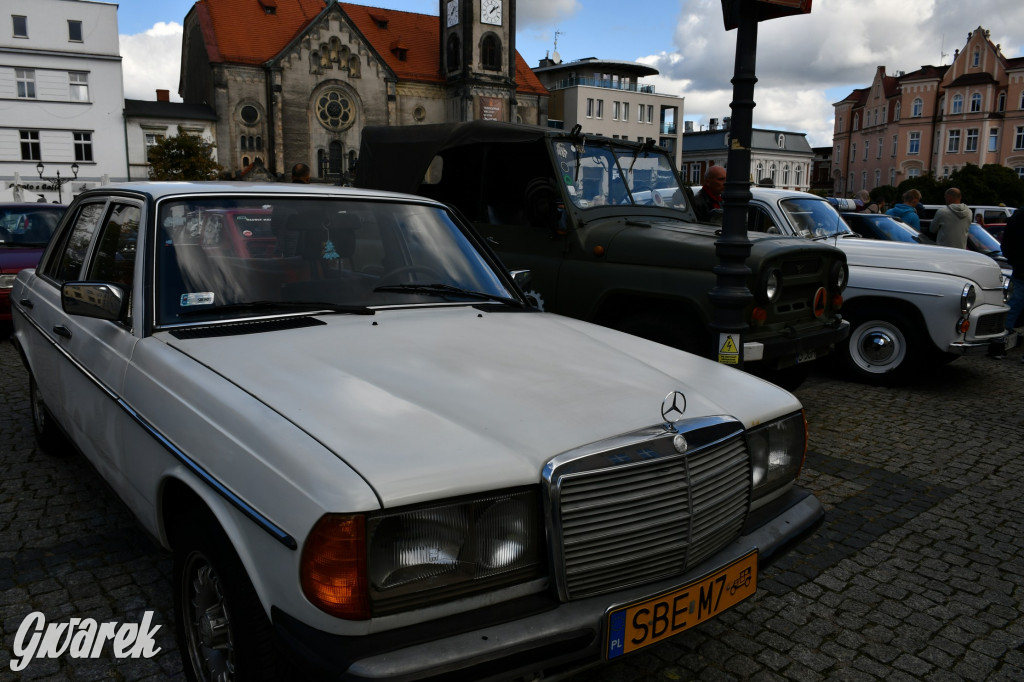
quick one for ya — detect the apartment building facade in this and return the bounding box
[833,26,1024,197]
[532,56,683,167]
[1,0,128,203]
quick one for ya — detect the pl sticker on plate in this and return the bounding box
[180,292,215,307]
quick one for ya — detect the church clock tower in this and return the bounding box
[439,0,516,122]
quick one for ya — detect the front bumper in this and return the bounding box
[947,330,1017,356]
[273,487,824,682]
[746,318,850,367]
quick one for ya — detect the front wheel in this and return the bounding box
[840,308,922,383]
[174,514,292,682]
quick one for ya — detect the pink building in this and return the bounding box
[833,26,1024,196]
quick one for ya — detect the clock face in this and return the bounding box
[480,0,501,25]
[446,0,459,28]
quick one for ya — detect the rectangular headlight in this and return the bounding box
[745,411,807,506]
[366,487,545,614]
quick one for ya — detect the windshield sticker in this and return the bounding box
[180,292,215,307]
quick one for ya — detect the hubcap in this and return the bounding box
[183,555,235,681]
[860,330,896,364]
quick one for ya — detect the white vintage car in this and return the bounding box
[746,188,1014,382]
[11,182,822,681]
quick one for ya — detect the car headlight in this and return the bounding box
[830,260,848,292]
[960,283,977,315]
[757,268,783,304]
[1003,276,1013,304]
[745,411,807,505]
[0,273,17,290]
[301,488,544,619]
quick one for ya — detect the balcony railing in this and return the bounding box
[660,123,677,135]
[549,77,656,94]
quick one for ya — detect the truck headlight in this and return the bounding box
[301,488,545,619]
[960,283,977,315]
[757,268,783,304]
[746,411,806,505]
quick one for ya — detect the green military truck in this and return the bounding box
[356,121,848,388]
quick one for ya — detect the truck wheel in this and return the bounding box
[30,374,64,454]
[840,308,922,382]
[174,512,292,682]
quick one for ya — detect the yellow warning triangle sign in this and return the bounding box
[720,335,739,354]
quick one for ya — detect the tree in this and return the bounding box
[147,127,221,181]
[896,172,943,204]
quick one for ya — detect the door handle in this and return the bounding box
[53,325,72,339]
[19,298,34,309]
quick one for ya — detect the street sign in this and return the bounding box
[721,0,812,30]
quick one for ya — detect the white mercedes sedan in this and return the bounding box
[10,182,822,681]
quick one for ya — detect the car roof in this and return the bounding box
[76,181,439,205]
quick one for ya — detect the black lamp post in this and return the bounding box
[709,0,812,368]
[35,161,79,204]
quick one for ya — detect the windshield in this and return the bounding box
[156,197,514,326]
[779,198,852,238]
[968,222,1003,256]
[848,214,924,244]
[552,140,687,210]
[0,206,64,246]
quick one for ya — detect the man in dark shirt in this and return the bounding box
[692,165,726,222]
[1001,208,1023,350]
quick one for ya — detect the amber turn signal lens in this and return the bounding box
[957,318,970,334]
[751,307,768,324]
[300,514,371,619]
[593,245,605,256]
[832,294,843,311]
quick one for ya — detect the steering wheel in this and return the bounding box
[375,265,446,286]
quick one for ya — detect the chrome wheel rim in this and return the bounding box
[850,321,906,373]
[182,552,235,682]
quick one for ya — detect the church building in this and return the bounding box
[180,0,548,181]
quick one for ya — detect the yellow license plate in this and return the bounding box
[605,550,757,659]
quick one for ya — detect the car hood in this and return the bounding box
[833,237,1005,287]
[163,307,797,506]
[0,246,44,274]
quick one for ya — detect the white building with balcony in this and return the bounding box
[1,0,128,204]
[532,56,684,168]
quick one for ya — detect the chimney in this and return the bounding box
[156,89,170,102]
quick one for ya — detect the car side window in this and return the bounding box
[86,204,141,287]
[42,202,108,283]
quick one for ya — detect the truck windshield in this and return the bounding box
[779,198,853,239]
[552,140,687,210]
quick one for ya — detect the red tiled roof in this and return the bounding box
[195,0,326,65]
[194,0,547,94]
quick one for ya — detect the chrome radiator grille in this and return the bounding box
[549,423,751,600]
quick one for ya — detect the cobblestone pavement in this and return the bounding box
[2,328,1023,681]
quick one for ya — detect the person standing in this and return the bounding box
[930,187,972,248]
[1001,208,1024,347]
[291,163,311,183]
[885,189,922,229]
[692,165,726,222]
[855,189,879,213]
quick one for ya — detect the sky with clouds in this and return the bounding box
[116,0,1024,147]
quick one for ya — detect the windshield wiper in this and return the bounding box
[373,283,524,307]
[178,300,374,316]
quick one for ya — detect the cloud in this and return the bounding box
[517,0,582,26]
[630,0,1024,147]
[119,22,183,102]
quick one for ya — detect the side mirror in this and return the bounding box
[509,269,532,291]
[62,282,128,321]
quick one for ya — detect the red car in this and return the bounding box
[0,203,66,322]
